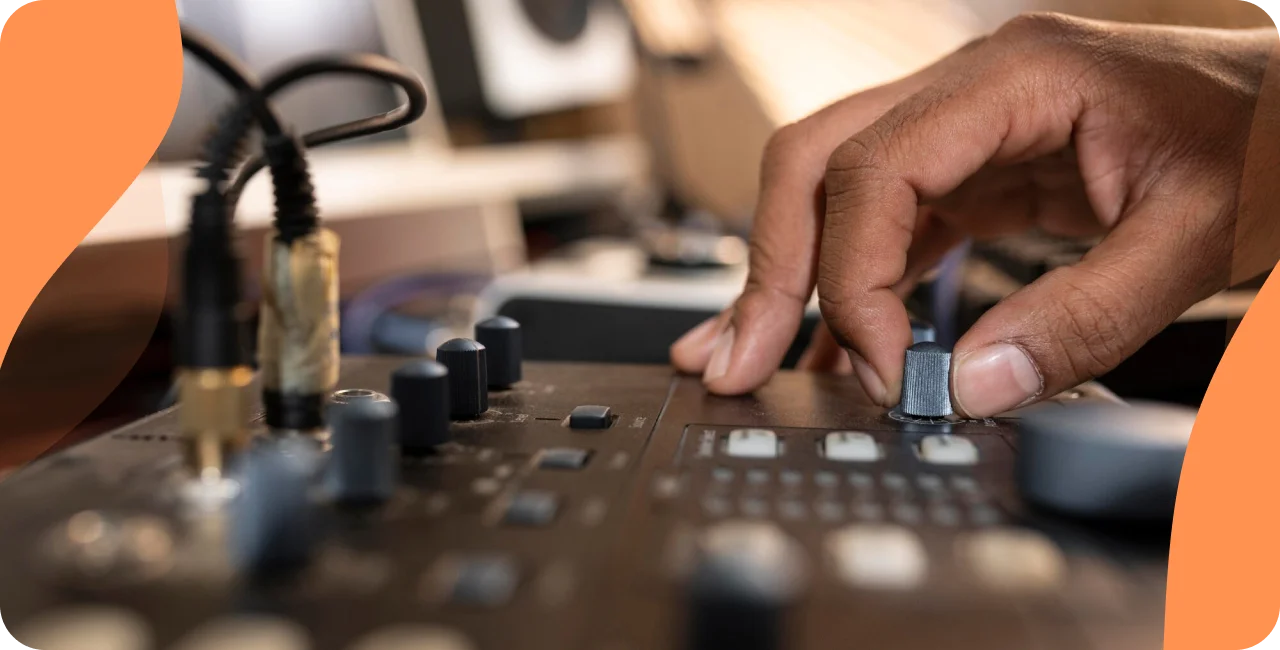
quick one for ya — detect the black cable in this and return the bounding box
[179,25,285,138]
[222,54,429,211]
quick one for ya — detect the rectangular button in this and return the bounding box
[569,405,612,429]
[725,428,778,459]
[539,447,591,470]
[824,431,881,462]
[826,524,927,590]
[919,435,979,466]
[503,490,560,527]
[448,555,519,606]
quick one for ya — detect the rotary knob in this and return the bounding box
[475,316,522,389]
[231,439,319,575]
[436,339,488,420]
[327,399,398,505]
[900,342,952,418]
[391,360,451,454]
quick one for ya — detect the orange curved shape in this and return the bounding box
[1165,34,1280,650]
[0,0,181,372]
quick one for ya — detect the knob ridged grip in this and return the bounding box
[436,338,488,420]
[475,316,522,388]
[391,360,451,453]
[327,399,398,504]
[900,342,952,418]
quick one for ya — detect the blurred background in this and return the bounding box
[3,0,1272,466]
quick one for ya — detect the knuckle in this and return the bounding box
[761,123,806,173]
[994,12,1089,44]
[1041,268,1133,378]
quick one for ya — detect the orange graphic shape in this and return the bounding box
[0,0,181,372]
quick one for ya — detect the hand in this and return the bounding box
[671,14,1276,417]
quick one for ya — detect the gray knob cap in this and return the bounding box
[231,439,319,575]
[391,360,451,454]
[436,339,488,420]
[900,342,952,418]
[475,316,522,388]
[327,399,398,505]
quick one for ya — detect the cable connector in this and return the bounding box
[259,227,341,434]
[178,366,253,482]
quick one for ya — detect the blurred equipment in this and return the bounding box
[414,0,635,121]
[0,334,1176,649]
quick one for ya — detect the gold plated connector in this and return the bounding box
[178,366,254,482]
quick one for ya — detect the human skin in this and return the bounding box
[670,13,1279,417]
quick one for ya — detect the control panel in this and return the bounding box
[0,336,1175,649]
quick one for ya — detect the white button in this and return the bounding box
[960,528,1066,592]
[825,524,927,590]
[823,432,881,462]
[348,625,474,650]
[726,429,779,459]
[171,616,310,650]
[918,435,979,465]
[16,606,151,650]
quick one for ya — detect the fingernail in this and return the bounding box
[674,316,721,354]
[953,343,1044,417]
[704,326,736,382]
[848,350,887,405]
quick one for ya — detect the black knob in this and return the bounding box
[231,439,319,575]
[900,341,952,418]
[391,360,451,453]
[688,522,804,650]
[327,399,398,505]
[475,316,522,388]
[436,338,488,420]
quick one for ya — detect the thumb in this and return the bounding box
[950,195,1230,417]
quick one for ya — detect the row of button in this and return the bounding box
[701,495,1001,526]
[18,608,477,650]
[708,468,983,495]
[725,429,980,466]
[827,524,1066,592]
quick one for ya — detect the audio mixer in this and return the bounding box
[0,317,1190,650]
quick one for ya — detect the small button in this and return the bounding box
[826,525,927,590]
[917,474,945,492]
[951,476,980,494]
[447,555,519,606]
[725,428,779,459]
[569,405,612,429]
[503,491,560,527]
[539,448,591,471]
[848,472,874,489]
[740,498,769,518]
[891,503,923,525]
[824,431,881,462]
[881,473,909,491]
[746,469,771,486]
[780,470,803,487]
[815,500,844,522]
[852,502,884,521]
[814,471,839,488]
[711,467,736,483]
[929,504,961,527]
[778,500,807,521]
[969,504,1002,526]
[702,496,731,518]
[919,435,979,465]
